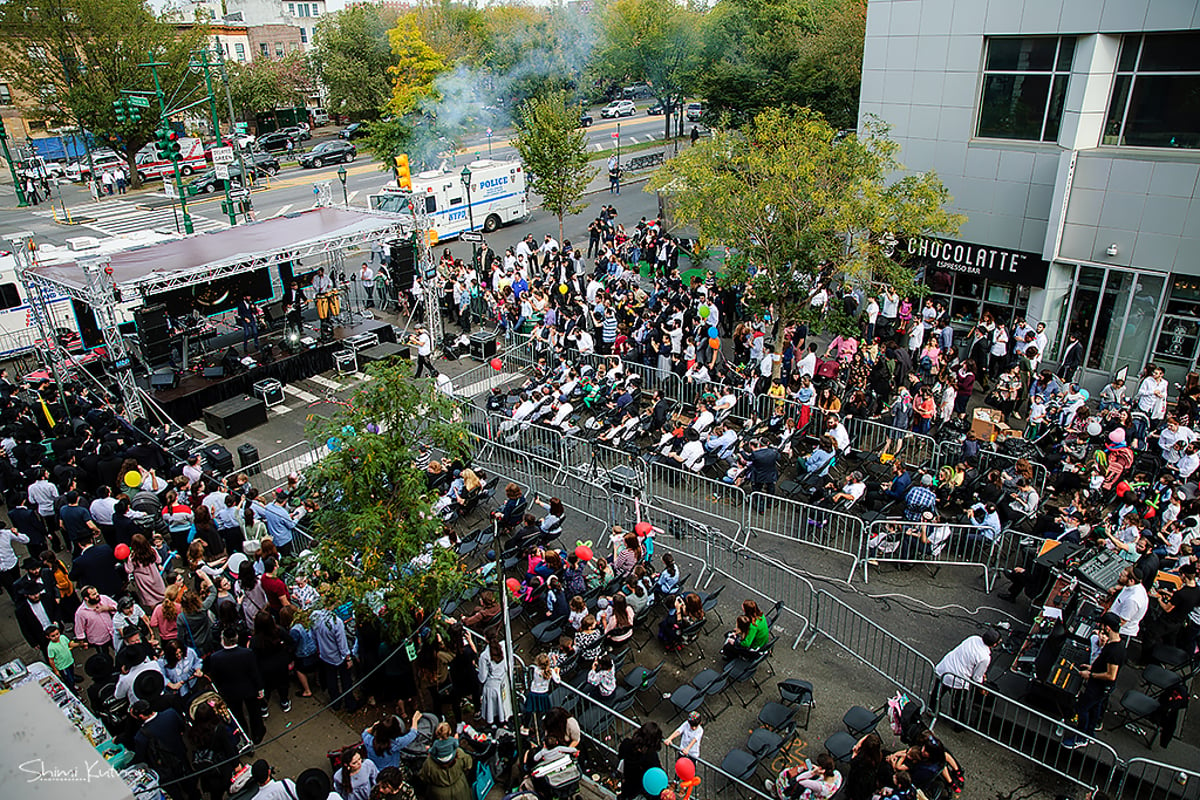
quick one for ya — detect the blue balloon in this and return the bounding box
[342,425,356,436]
[327,436,342,452]
[642,767,669,796]
[708,326,719,339]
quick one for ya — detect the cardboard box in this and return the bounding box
[970,407,1004,441]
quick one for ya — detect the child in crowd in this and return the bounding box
[567,596,587,631]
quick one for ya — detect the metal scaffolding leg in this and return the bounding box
[82,258,145,420]
[11,238,69,390]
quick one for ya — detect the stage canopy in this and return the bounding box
[25,207,409,301]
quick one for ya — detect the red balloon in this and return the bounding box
[114,543,130,561]
[575,545,593,561]
[490,358,503,371]
[674,758,696,782]
[505,577,521,594]
[634,521,652,537]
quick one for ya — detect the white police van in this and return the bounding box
[369,159,529,241]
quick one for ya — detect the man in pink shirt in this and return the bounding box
[74,585,118,654]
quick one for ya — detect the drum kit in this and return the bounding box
[315,287,342,340]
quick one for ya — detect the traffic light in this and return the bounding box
[164,130,181,159]
[394,154,411,189]
[113,98,128,124]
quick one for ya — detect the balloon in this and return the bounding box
[490,357,503,371]
[675,758,696,782]
[124,470,142,488]
[575,545,593,561]
[327,436,342,452]
[1086,421,1102,437]
[342,425,356,436]
[709,338,720,350]
[505,577,521,595]
[643,768,669,797]
[559,283,569,295]
[366,423,379,434]
[707,326,719,339]
[698,305,710,319]
[114,544,130,561]
[634,521,652,537]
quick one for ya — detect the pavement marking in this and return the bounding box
[282,384,320,403]
[308,374,345,391]
[269,404,293,415]
[32,198,225,236]
[593,144,603,152]
[347,190,359,202]
[273,204,293,217]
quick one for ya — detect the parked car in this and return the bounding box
[309,108,330,126]
[647,101,667,116]
[298,140,357,168]
[278,125,311,141]
[339,122,367,140]
[242,151,280,176]
[579,111,593,127]
[601,100,636,118]
[186,165,255,195]
[622,83,652,99]
[64,150,125,181]
[685,102,704,122]
[255,130,301,152]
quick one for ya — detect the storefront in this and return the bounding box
[902,235,1050,332]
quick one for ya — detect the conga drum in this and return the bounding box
[316,293,331,319]
[328,288,342,316]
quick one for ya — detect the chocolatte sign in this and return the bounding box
[901,236,1051,287]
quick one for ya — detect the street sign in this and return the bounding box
[128,96,150,109]
[211,146,234,165]
[163,181,178,198]
[612,132,619,138]
[461,231,483,242]
[214,163,231,180]
[229,189,250,200]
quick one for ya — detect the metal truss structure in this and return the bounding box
[13,208,410,422]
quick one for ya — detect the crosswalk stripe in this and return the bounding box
[347,191,358,203]
[308,374,344,391]
[273,204,293,217]
[593,144,603,152]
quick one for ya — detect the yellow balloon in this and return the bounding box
[559,283,568,295]
[124,470,142,488]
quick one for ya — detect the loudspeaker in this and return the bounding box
[469,332,498,360]
[263,301,287,325]
[202,443,235,475]
[278,261,295,288]
[388,238,417,290]
[202,396,268,439]
[150,370,177,389]
[237,443,261,475]
[135,304,169,335]
[203,366,225,379]
[221,347,241,375]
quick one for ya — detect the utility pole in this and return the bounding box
[196,48,237,226]
[142,52,195,234]
[0,118,29,207]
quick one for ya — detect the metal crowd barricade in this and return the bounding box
[1114,757,1200,800]
[813,588,937,699]
[469,436,545,501]
[848,417,937,469]
[644,458,747,530]
[931,675,1122,793]
[933,439,1049,497]
[745,493,866,583]
[222,441,326,493]
[486,411,570,479]
[862,519,1002,590]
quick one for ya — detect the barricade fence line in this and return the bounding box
[930,675,1122,794]
[864,519,1000,590]
[1115,757,1200,800]
[849,417,937,469]
[644,459,748,532]
[221,440,325,493]
[486,411,571,480]
[745,493,865,583]
[933,439,1049,498]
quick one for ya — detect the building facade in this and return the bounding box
[858,0,1200,390]
[225,0,326,51]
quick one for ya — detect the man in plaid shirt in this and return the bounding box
[903,473,938,521]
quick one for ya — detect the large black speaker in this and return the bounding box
[263,301,287,325]
[202,396,268,439]
[389,238,417,290]
[150,369,177,389]
[135,304,169,334]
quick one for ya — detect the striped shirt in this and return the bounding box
[602,311,618,343]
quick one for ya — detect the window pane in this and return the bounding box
[1103,75,1132,145]
[986,38,1058,72]
[1137,32,1200,72]
[1122,75,1200,148]
[1117,35,1141,73]
[978,74,1051,139]
[1056,37,1076,71]
[1043,74,1069,141]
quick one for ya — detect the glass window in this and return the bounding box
[1104,32,1200,148]
[978,37,1075,142]
[299,3,308,15]
[299,27,307,43]
[235,43,246,61]
[260,43,269,57]
[0,283,21,310]
[275,43,285,57]
[0,83,11,105]
[311,4,319,14]
[287,3,295,14]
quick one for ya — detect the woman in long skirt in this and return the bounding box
[476,635,512,726]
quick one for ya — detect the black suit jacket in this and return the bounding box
[69,544,123,597]
[205,645,263,699]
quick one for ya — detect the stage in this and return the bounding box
[146,319,397,424]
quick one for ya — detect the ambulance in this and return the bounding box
[134,138,207,181]
[369,159,529,240]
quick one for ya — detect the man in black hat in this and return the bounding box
[251,759,298,800]
[131,700,200,800]
[1063,612,1126,749]
[15,582,59,656]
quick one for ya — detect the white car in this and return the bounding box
[64,151,125,181]
[685,102,704,122]
[601,100,637,118]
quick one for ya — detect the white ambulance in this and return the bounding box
[134,138,207,181]
[369,159,529,240]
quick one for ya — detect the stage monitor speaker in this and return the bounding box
[202,443,235,475]
[203,366,225,379]
[238,443,261,475]
[389,238,417,290]
[263,301,287,325]
[202,396,268,439]
[150,370,177,389]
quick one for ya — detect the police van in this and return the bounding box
[369,159,529,241]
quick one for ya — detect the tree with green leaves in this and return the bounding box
[311,3,398,121]
[0,0,206,187]
[648,106,964,339]
[224,52,314,126]
[595,0,704,141]
[387,14,448,115]
[513,92,597,240]
[301,360,476,639]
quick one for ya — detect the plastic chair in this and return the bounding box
[825,730,857,763]
[746,727,784,759]
[719,749,759,782]
[1114,689,1161,748]
[777,679,815,729]
[698,583,726,626]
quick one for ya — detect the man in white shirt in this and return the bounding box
[864,296,880,340]
[515,234,534,262]
[1177,443,1200,480]
[797,344,817,379]
[572,328,595,355]
[935,630,1001,693]
[691,402,715,435]
[409,325,436,378]
[1158,417,1195,466]
[311,267,333,295]
[359,262,376,307]
[825,415,850,453]
[1109,566,1149,638]
[248,759,297,800]
[881,288,900,333]
[664,430,706,472]
[704,424,738,462]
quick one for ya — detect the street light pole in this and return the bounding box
[337,165,348,204]
[0,120,29,207]
[460,165,478,266]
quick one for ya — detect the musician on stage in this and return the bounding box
[359,262,376,308]
[312,267,334,296]
[237,293,261,353]
[283,280,307,336]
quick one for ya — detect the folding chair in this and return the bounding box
[843,704,885,738]
[622,660,665,713]
[697,583,726,626]
[675,618,707,669]
[718,749,759,783]
[1114,689,1161,748]
[777,679,815,729]
[825,730,857,764]
[746,727,784,760]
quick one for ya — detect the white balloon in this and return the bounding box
[1086,421,1102,437]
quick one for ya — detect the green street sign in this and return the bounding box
[128,96,150,109]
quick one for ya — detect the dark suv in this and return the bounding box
[298,140,357,168]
